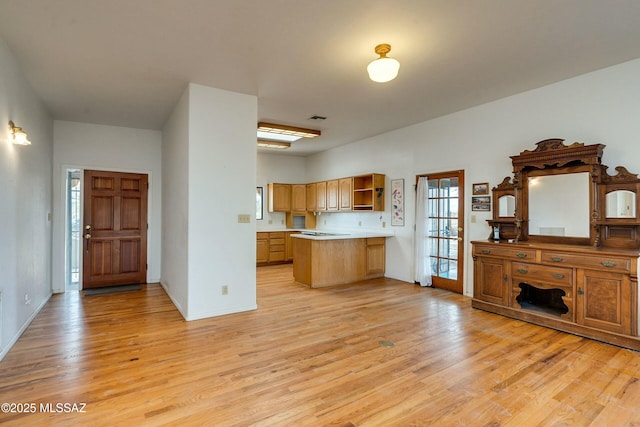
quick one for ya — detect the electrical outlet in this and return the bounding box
[382,222,386,228]
[221,285,228,295]
[24,293,31,305]
[471,215,477,223]
[358,221,362,227]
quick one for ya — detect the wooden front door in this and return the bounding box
[82,170,148,289]
[418,170,465,294]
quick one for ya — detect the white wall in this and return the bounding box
[52,121,162,292]
[186,83,258,320]
[0,37,53,360]
[304,58,640,296]
[256,153,306,230]
[161,88,190,315]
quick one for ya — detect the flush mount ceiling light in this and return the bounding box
[8,120,31,145]
[257,139,291,149]
[257,122,321,142]
[367,43,400,83]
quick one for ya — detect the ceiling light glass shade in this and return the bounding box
[367,44,400,83]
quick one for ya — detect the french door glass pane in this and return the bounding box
[427,176,460,281]
[429,237,438,257]
[428,218,438,236]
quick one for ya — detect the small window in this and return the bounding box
[256,187,264,220]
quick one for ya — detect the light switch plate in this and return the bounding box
[237,214,250,223]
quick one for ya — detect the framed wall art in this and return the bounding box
[391,178,404,226]
[472,182,489,195]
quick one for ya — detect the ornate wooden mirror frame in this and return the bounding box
[492,138,640,249]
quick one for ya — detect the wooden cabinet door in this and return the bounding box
[365,238,385,278]
[268,183,291,212]
[339,177,353,210]
[326,179,339,211]
[576,269,633,335]
[291,184,306,213]
[286,232,300,261]
[316,181,327,211]
[256,238,269,263]
[474,257,509,305]
[306,183,317,211]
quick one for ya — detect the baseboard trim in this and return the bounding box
[0,292,52,362]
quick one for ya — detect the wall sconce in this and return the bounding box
[8,120,31,145]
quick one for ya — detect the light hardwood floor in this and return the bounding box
[1,264,640,426]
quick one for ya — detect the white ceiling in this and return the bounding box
[1,0,640,156]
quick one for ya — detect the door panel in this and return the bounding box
[83,170,148,289]
[420,170,465,293]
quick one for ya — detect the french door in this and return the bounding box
[82,170,148,289]
[418,170,465,293]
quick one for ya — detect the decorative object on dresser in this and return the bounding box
[472,138,640,350]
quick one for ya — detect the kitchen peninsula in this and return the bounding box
[292,231,393,288]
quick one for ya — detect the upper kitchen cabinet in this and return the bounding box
[268,183,291,212]
[316,181,327,211]
[353,174,385,211]
[306,183,317,211]
[291,184,306,213]
[339,177,353,210]
[327,179,339,211]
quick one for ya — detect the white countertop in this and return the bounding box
[290,230,394,240]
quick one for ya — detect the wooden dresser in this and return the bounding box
[474,139,640,350]
[472,240,640,349]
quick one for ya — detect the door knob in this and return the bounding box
[85,225,92,230]
[84,233,92,239]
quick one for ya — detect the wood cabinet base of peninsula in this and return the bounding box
[293,237,385,288]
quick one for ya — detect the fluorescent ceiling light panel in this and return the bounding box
[257,139,291,149]
[257,131,301,142]
[257,122,321,142]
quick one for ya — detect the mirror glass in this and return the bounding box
[528,172,590,237]
[606,190,636,218]
[498,195,515,217]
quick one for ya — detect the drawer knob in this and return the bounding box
[517,268,528,274]
[601,261,617,268]
[552,273,565,279]
[481,249,491,254]
[578,287,584,295]
[516,253,527,258]
[550,256,564,262]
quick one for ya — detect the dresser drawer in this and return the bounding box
[541,251,631,273]
[511,262,572,287]
[474,244,536,261]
